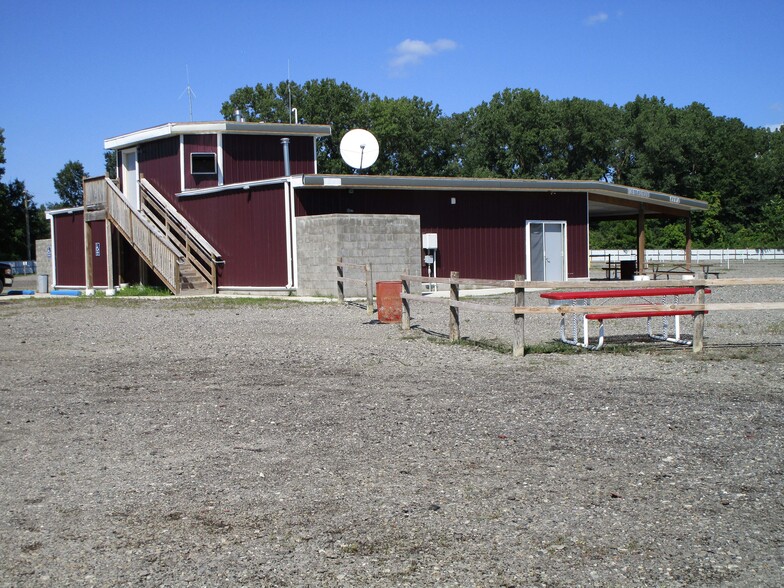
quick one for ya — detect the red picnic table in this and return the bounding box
[540,286,710,350]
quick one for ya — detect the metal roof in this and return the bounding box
[104,121,332,150]
[295,174,708,217]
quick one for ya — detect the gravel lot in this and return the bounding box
[2,263,783,586]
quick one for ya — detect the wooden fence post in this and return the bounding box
[401,269,411,330]
[513,274,526,357]
[449,271,460,342]
[337,256,345,303]
[84,216,94,294]
[365,262,374,316]
[105,221,115,294]
[693,286,706,353]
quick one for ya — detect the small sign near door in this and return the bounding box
[95,242,101,257]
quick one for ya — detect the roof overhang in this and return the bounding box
[45,206,84,218]
[295,175,708,217]
[104,121,332,150]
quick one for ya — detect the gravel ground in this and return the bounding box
[1,262,783,586]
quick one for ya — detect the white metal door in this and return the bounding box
[122,149,139,210]
[527,221,566,281]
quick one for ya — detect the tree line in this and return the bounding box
[2,80,782,260]
[0,127,108,260]
[223,80,784,249]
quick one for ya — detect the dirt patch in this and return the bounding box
[1,264,783,586]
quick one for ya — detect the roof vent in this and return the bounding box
[234,109,244,123]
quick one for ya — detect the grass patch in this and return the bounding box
[426,334,663,355]
[524,341,582,354]
[768,320,784,336]
[428,335,510,354]
[168,297,303,310]
[113,284,172,297]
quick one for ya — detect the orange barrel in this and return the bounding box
[376,281,403,323]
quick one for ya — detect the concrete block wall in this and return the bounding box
[296,214,422,297]
[35,239,53,280]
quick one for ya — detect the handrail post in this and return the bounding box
[174,262,181,295]
[337,257,345,303]
[693,285,706,353]
[401,269,411,331]
[513,274,526,357]
[365,262,374,316]
[449,271,460,342]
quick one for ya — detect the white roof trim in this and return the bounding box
[176,177,289,198]
[46,206,84,218]
[104,121,331,150]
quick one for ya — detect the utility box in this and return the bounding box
[620,260,636,280]
[422,233,438,249]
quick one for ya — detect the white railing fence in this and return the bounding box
[592,249,784,264]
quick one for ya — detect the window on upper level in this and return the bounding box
[191,152,217,175]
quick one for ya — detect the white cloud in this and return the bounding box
[389,38,457,72]
[585,12,609,26]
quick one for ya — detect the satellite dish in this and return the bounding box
[340,129,379,170]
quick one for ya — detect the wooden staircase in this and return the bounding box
[178,261,212,294]
[83,177,222,295]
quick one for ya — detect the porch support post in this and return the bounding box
[105,221,114,293]
[685,214,693,270]
[637,206,646,276]
[84,218,94,293]
[116,228,125,286]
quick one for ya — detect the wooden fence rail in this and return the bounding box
[400,271,784,356]
[336,257,374,316]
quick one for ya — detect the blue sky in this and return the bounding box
[2,0,783,206]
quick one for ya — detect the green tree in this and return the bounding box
[366,95,452,176]
[220,81,292,123]
[691,191,726,247]
[219,81,783,249]
[0,179,41,259]
[104,150,117,180]
[296,79,373,173]
[613,96,686,193]
[221,79,374,173]
[758,194,784,247]
[547,97,620,180]
[0,127,5,180]
[53,160,85,207]
[589,219,636,249]
[459,88,554,178]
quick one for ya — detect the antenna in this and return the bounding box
[179,65,196,122]
[287,59,292,124]
[340,129,380,172]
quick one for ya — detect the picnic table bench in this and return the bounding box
[540,286,710,350]
[601,261,620,280]
[650,263,720,280]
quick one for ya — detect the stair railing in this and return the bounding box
[138,178,222,293]
[98,177,182,294]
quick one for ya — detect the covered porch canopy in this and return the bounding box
[295,175,709,276]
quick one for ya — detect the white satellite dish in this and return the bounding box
[340,129,379,170]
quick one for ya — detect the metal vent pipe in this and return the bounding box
[281,138,291,176]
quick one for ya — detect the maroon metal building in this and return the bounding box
[46,121,708,293]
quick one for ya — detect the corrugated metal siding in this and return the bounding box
[183,135,218,190]
[295,189,589,279]
[52,212,85,286]
[223,135,315,183]
[177,184,289,287]
[88,219,108,287]
[138,137,181,205]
